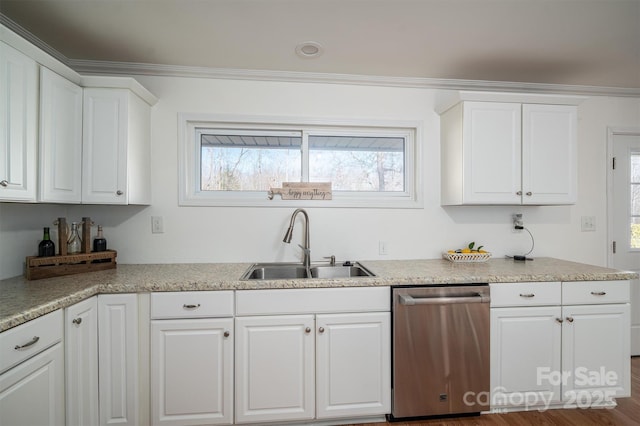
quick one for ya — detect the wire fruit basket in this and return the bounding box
[442,252,492,263]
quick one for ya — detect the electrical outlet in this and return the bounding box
[513,213,524,232]
[581,216,596,232]
[151,216,164,233]
[379,241,388,255]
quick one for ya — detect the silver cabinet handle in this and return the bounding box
[318,327,325,333]
[305,327,311,334]
[566,317,574,323]
[590,291,606,296]
[0,180,8,187]
[72,318,82,325]
[116,190,123,195]
[223,331,230,338]
[183,304,201,309]
[516,190,522,196]
[519,293,535,298]
[555,318,564,324]
[526,192,532,196]
[15,336,40,350]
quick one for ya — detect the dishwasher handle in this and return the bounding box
[399,293,490,306]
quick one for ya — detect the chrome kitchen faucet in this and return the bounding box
[283,208,311,277]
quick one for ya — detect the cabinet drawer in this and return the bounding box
[490,282,561,307]
[0,309,63,374]
[562,280,630,305]
[150,291,234,319]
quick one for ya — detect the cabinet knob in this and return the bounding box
[566,317,574,323]
[318,327,325,333]
[526,192,532,196]
[224,331,230,338]
[555,318,564,324]
[0,180,8,187]
[305,327,311,334]
[516,190,522,196]
[72,318,82,325]
[116,190,123,196]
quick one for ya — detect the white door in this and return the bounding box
[315,312,391,419]
[562,304,631,399]
[609,130,640,355]
[522,104,577,205]
[151,318,234,426]
[39,67,83,203]
[490,306,562,407]
[65,296,99,426]
[235,315,315,424]
[98,294,138,426]
[0,343,65,426]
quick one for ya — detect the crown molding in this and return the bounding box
[68,59,640,98]
[3,13,639,98]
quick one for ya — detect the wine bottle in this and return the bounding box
[93,225,107,252]
[67,222,82,254]
[38,227,56,257]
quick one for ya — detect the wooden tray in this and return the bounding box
[25,250,117,280]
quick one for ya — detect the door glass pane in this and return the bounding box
[200,133,302,191]
[308,135,405,191]
[631,153,640,248]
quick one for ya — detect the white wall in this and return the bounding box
[1,75,639,279]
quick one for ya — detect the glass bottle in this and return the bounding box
[93,225,107,252]
[67,222,82,254]
[38,227,56,257]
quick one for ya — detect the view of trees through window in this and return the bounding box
[199,132,405,193]
[631,153,640,248]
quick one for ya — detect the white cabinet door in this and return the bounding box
[316,312,391,419]
[462,101,522,204]
[490,306,563,408]
[0,41,37,202]
[98,294,138,426]
[65,296,99,426]
[151,318,234,426]
[562,303,631,399]
[235,315,315,424]
[39,67,83,203]
[0,343,65,426]
[522,104,577,205]
[82,88,151,205]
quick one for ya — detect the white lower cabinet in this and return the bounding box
[98,294,138,426]
[150,291,234,426]
[235,287,391,424]
[0,310,65,426]
[65,296,99,426]
[490,281,631,411]
[235,315,316,424]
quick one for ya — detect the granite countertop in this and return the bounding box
[1,257,636,332]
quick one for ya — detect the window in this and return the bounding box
[179,114,421,207]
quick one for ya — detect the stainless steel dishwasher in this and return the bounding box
[391,284,490,419]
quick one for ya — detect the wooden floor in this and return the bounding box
[356,357,640,426]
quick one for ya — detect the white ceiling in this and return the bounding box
[1,0,639,89]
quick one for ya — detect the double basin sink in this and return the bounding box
[241,262,375,280]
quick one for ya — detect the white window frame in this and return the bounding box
[178,113,423,208]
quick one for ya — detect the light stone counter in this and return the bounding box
[1,257,636,332]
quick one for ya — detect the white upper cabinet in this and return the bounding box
[39,67,83,203]
[439,93,580,205]
[0,41,38,202]
[82,88,151,205]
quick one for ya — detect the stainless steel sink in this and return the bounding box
[240,262,375,280]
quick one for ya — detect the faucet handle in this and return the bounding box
[297,244,311,254]
[323,255,336,266]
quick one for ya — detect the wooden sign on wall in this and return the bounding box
[268,182,332,200]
